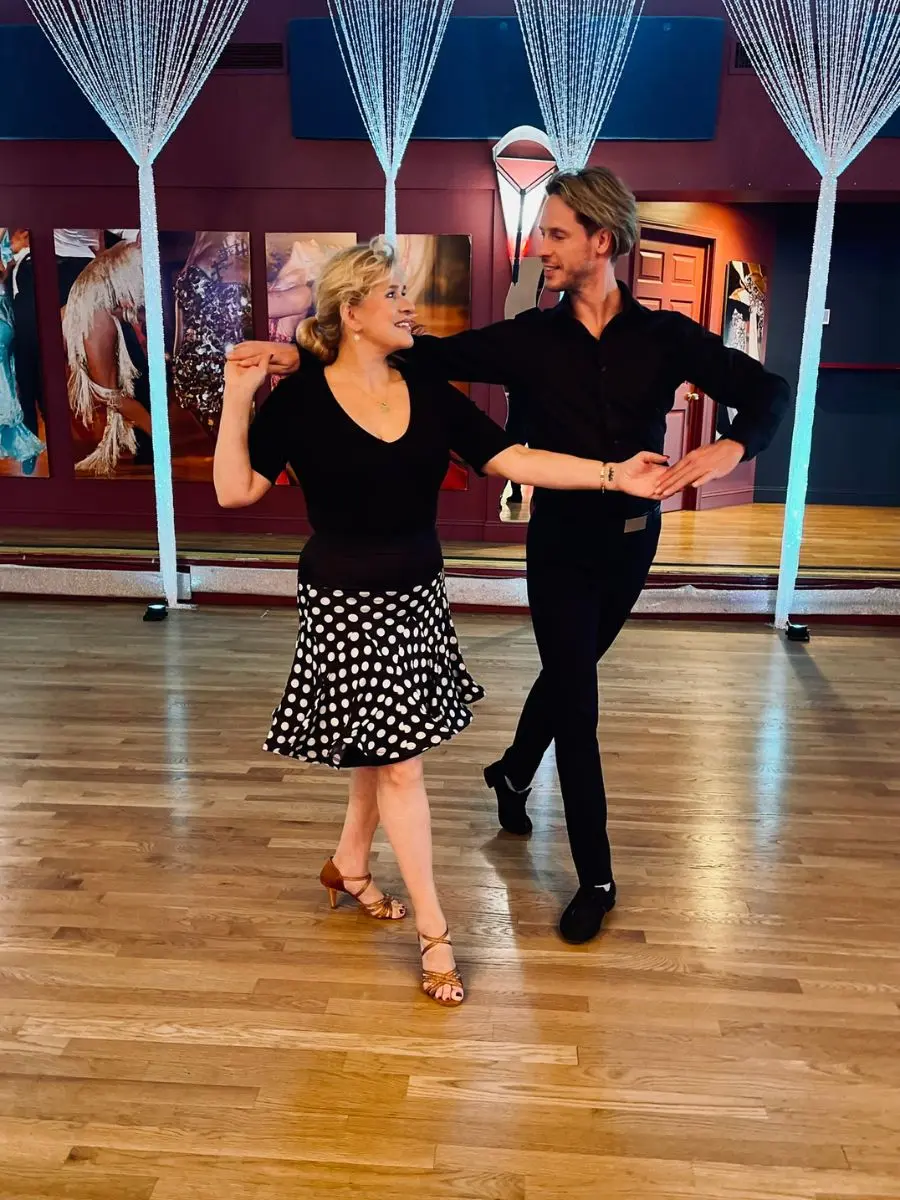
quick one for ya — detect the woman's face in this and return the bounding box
[350,274,416,354]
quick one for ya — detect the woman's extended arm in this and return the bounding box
[213,355,275,508]
[485,444,668,499]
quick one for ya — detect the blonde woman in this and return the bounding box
[214,242,666,1007]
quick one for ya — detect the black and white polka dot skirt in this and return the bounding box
[263,573,483,768]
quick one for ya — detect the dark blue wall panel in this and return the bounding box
[289,16,725,142]
[0,26,112,140]
[756,203,900,507]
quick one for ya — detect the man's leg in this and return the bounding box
[592,511,662,666]
[492,536,611,862]
[553,513,662,941]
[486,517,581,835]
[500,670,553,792]
[494,512,661,828]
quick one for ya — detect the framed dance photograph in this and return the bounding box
[719,260,768,435]
[57,229,148,479]
[395,234,473,490]
[0,228,50,479]
[723,260,767,360]
[394,234,472,343]
[265,233,358,347]
[165,231,252,483]
[264,233,357,487]
[58,228,252,481]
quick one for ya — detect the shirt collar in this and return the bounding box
[552,280,641,321]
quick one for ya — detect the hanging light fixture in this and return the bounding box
[328,0,453,243]
[721,0,900,635]
[28,0,250,609]
[513,0,644,172]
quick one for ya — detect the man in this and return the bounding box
[231,166,789,945]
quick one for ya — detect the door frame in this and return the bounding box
[629,223,717,509]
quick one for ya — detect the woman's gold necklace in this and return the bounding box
[346,376,391,414]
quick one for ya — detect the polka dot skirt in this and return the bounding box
[263,573,483,768]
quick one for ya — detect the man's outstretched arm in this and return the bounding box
[228,316,526,388]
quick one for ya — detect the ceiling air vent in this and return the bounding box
[215,42,285,72]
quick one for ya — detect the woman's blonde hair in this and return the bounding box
[297,240,395,364]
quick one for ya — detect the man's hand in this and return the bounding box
[614,452,670,499]
[228,340,300,377]
[653,438,745,500]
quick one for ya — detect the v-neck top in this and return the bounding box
[247,360,512,588]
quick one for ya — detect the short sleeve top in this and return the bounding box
[247,361,513,588]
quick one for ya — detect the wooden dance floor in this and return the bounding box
[1,602,899,1198]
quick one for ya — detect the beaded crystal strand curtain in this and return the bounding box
[27,0,250,607]
[721,0,900,631]
[328,0,453,243]
[513,0,644,172]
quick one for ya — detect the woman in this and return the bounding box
[214,242,666,1007]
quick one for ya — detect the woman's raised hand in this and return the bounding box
[227,341,300,376]
[224,350,273,402]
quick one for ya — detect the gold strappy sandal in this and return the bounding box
[319,858,406,920]
[419,926,465,1007]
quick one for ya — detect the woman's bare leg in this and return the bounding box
[375,757,462,1003]
[332,767,405,917]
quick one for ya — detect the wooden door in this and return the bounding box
[633,233,709,512]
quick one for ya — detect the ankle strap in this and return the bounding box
[419,926,451,955]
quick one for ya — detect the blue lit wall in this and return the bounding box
[289,16,726,141]
[757,203,900,507]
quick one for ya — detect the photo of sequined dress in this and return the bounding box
[171,232,251,434]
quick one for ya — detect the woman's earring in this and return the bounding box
[353,333,361,343]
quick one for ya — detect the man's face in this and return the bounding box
[538,194,612,293]
[10,230,29,255]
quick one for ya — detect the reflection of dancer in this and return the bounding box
[215,243,668,1007]
[62,238,149,476]
[172,232,251,433]
[0,233,45,471]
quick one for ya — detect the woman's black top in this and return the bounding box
[248,361,513,589]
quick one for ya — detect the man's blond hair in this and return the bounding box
[546,167,638,261]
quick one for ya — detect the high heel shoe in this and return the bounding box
[319,858,406,920]
[419,927,465,1007]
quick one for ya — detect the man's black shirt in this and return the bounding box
[406,283,790,523]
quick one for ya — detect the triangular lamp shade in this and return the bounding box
[492,126,556,283]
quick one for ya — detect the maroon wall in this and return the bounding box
[2,0,898,541]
